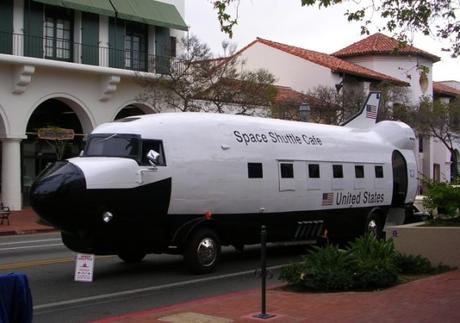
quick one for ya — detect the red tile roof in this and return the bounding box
[253,38,409,86]
[333,33,440,62]
[433,82,460,97]
[275,86,306,103]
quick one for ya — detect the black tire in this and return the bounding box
[365,213,384,240]
[184,228,221,274]
[118,252,146,263]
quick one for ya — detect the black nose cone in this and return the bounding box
[30,161,86,227]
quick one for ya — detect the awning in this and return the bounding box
[33,0,188,31]
[34,0,115,17]
[111,0,188,31]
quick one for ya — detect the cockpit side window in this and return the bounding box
[84,134,141,162]
[141,139,166,166]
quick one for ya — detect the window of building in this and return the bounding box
[280,163,294,178]
[248,162,263,178]
[419,136,423,153]
[125,23,147,71]
[355,165,364,178]
[44,9,73,61]
[141,139,166,166]
[308,164,320,178]
[333,164,343,178]
[375,165,384,178]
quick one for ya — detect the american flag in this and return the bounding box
[366,104,377,119]
[322,192,334,206]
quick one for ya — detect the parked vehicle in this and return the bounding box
[30,92,417,273]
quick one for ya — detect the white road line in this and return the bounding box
[34,264,285,311]
[0,243,63,252]
[0,238,61,246]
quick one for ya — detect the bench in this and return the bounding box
[0,203,11,225]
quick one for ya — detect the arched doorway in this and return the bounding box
[114,103,153,120]
[22,98,86,205]
[391,150,408,206]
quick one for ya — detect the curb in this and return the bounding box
[0,228,56,236]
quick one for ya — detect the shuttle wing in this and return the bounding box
[341,92,381,129]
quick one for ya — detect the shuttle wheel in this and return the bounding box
[184,228,221,274]
[365,213,384,240]
[118,252,146,263]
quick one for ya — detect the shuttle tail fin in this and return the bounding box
[341,92,381,129]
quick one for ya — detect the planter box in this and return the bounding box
[385,223,460,268]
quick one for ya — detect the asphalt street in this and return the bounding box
[0,232,308,322]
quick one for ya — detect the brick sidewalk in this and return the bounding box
[94,270,460,323]
[0,208,55,236]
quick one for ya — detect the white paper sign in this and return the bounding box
[74,253,95,282]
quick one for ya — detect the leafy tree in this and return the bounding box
[138,36,276,115]
[138,35,214,112]
[272,85,366,125]
[213,0,460,57]
[411,97,460,180]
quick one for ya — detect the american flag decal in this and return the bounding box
[366,104,377,119]
[322,192,334,206]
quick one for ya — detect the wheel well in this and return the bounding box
[173,219,220,250]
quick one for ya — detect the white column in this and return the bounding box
[2,138,22,210]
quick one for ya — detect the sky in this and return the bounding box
[185,0,459,82]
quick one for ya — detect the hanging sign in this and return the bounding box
[38,127,75,140]
[74,253,95,282]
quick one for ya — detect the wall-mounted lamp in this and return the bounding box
[299,102,310,122]
[335,81,343,93]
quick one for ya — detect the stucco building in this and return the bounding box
[232,34,459,187]
[0,0,187,210]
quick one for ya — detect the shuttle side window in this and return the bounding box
[248,162,263,178]
[141,140,166,166]
[85,133,140,162]
[280,163,294,178]
[308,164,320,178]
[355,165,364,178]
[333,165,343,178]
[375,166,384,178]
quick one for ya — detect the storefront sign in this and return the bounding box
[38,127,75,140]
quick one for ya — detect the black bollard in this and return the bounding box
[254,225,275,319]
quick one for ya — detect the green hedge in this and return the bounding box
[280,235,451,291]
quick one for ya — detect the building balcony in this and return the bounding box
[0,31,181,75]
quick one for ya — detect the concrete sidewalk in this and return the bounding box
[0,208,55,236]
[93,270,460,323]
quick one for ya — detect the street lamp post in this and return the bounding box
[299,102,310,122]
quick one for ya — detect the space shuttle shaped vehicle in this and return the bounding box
[30,92,418,273]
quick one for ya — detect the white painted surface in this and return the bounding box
[238,42,341,92]
[77,111,417,215]
[1,138,23,210]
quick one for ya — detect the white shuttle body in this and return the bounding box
[30,92,418,273]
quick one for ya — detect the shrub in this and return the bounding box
[301,245,355,291]
[348,235,399,289]
[395,253,454,275]
[423,180,460,217]
[280,245,355,291]
[280,235,401,291]
[395,253,434,275]
[279,262,305,286]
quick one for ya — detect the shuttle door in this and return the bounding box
[391,150,408,206]
[278,161,295,191]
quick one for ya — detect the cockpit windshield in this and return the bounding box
[84,134,140,161]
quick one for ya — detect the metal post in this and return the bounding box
[254,225,275,319]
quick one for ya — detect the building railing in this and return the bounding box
[0,31,182,75]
